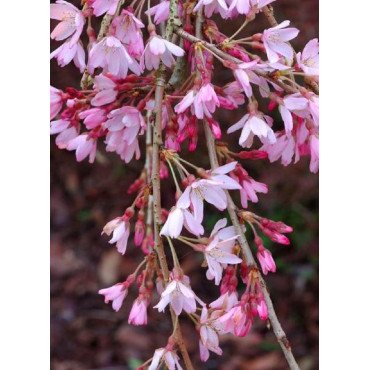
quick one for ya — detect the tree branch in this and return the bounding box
[175,27,298,94]
[150,1,194,367]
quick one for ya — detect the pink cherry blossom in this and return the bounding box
[104,106,145,163]
[50,119,79,149]
[228,0,251,15]
[66,133,97,163]
[88,36,141,78]
[220,81,245,109]
[175,84,220,119]
[262,20,299,63]
[141,33,185,70]
[176,162,241,224]
[91,74,118,107]
[98,283,128,312]
[111,9,144,57]
[128,298,148,325]
[230,164,268,208]
[296,38,319,76]
[198,307,223,362]
[89,0,119,17]
[210,291,239,311]
[218,304,252,337]
[50,39,86,72]
[102,217,130,254]
[257,246,276,275]
[154,273,202,315]
[50,0,85,45]
[261,131,295,165]
[203,219,242,285]
[146,1,170,24]
[149,348,183,370]
[160,206,204,238]
[232,60,261,98]
[193,0,229,19]
[279,94,308,133]
[227,112,276,148]
[79,108,106,129]
[50,86,64,119]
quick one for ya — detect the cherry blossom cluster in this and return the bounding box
[50,0,318,367]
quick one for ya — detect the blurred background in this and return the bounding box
[50,1,318,369]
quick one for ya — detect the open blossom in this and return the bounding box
[50,119,79,149]
[102,217,130,254]
[89,0,119,16]
[154,273,202,315]
[66,134,97,163]
[141,33,185,70]
[262,20,299,63]
[279,94,308,133]
[146,1,183,24]
[91,74,118,107]
[220,82,245,109]
[160,205,204,238]
[203,219,242,285]
[198,307,223,362]
[175,84,220,119]
[232,60,261,98]
[193,0,228,18]
[177,162,241,224]
[98,283,128,312]
[50,39,86,72]
[261,131,297,166]
[111,9,144,57]
[104,106,145,163]
[219,304,252,337]
[128,298,148,325]
[210,291,239,311]
[227,113,276,148]
[50,0,85,45]
[79,108,106,129]
[149,348,183,370]
[146,1,170,24]
[296,38,319,76]
[50,86,64,119]
[230,164,268,208]
[88,36,141,78]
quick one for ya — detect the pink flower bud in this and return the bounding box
[257,299,268,320]
[257,247,276,275]
[134,219,145,246]
[128,299,148,326]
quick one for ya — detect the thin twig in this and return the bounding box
[150,1,194,367]
[175,27,298,95]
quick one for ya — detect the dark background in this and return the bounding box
[51,1,319,369]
